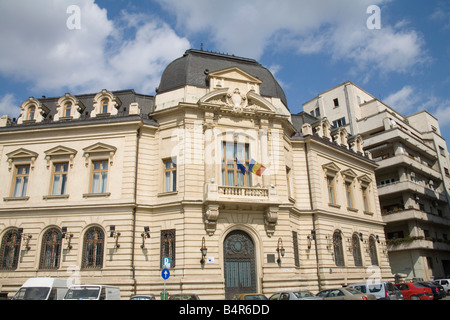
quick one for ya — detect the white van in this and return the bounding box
[11,277,70,300]
[64,285,121,300]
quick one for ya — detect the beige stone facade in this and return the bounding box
[0,50,393,299]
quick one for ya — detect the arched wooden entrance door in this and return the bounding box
[224,230,257,299]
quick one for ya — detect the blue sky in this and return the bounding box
[0,0,449,144]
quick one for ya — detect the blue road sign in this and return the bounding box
[162,268,170,280]
[162,257,171,269]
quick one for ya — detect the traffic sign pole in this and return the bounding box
[161,268,170,300]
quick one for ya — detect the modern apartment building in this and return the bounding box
[0,51,393,299]
[303,81,450,281]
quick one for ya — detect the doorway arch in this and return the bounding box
[223,230,257,299]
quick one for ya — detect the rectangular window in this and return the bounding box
[164,159,177,192]
[51,163,68,195]
[286,167,292,198]
[12,165,30,197]
[333,98,339,107]
[345,182,353,209]
[91,160,108,194]
[332,117,346,128]
[327,176,336,205]
[315,107,320,117]
[362,186,369,212]
[293,231,300,267]
[439,146,445,156]
[221,142,251,187]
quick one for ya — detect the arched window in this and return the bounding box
[64,103,72,117]
[101,99,109,114]
[27,105,36,121]
[369,235,379,266]
[0,229,21,270]
[333,230,345,266]
[82,227,104,269]
[39,228,62,269]
[160,229,176,268]
[352,233,363,267]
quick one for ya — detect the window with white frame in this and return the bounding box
[163,158,177,193]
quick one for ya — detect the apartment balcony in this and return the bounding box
[382,208,450,227]
[377,180,447,202]
[203,183,281,237]
[377,154,442,180]
[364,128,437,160]
[387,238,450,253]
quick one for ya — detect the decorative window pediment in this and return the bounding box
[91,90,121,117]
[55,94,85,120]
[6,148,38,171]
[322,162,340,177]
[358,174,372,187]
[44,145,77,168]
[83,143,117,167]
[341,169,357,182]
[207,67,262,93]
[18,97,50,124]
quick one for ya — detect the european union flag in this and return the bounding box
[235,158,246,175]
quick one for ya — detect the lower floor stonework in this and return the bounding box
[0,204,394,299]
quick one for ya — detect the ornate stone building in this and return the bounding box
[0,50,393,299]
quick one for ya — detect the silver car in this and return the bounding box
[316,287,376,300]
[270,290,323,300]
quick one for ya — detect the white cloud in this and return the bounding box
[0,94,18,117]
[0,0,190,95]
[157,0,428,77]
[384,85,417,114]
[433,104,450,126]
[384,86,450,129]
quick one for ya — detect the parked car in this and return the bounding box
[169,293,200,300]
[433,279,450,294]
[316,287,376,300]
[231,293,268,300]
[130,294,156,300]
[417,281,445,300]
[395,282,434,300]
[347,282,403,300]
[269,290,323,300]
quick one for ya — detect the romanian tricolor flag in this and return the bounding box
[248,159,266,176]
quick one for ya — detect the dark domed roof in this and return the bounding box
[157,49,288,108]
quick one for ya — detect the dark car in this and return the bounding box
[418,281,446,300]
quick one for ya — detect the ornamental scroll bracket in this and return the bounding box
[264,206,279,238]
[204,203,220,236]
